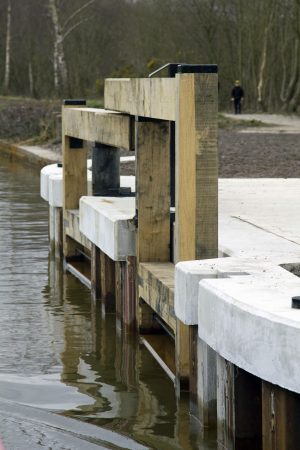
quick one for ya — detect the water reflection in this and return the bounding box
[0,156,215,449]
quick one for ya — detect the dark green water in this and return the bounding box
[0,156,216,449]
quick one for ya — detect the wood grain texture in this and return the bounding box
[62,105,87,258]
[63,137,87,212]
[262,381,300,450]
[175,72,218,262]
[64,209,91,250]
[138,262,175,332]
[135,120,170,263]
[217,356,262,450]
[105,78,176,121]
[63,107,131,150]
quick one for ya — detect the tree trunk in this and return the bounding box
[49,0,69,95]
[3,0,12,94]
[28,62,34,97]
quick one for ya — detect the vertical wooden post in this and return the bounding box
[124,255,137,331]
[49,205,55,253]
[100,250,115,312]
[262,381,300,450]
[115,261,125,321]
[135,118,170,330]
[54,207,63,257]
[135,118,170,263]
[92,142,120,195]
[62,101,87,259]
[217,355,262,450]
[197,338,217,428]
[175,68,218,389]
[216,355,235,450]
[91,244,101,302]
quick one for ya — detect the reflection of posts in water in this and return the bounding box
[115,328,138,389]
[91,299,116,367]
[60,271,93,384]
[46,253,64,307]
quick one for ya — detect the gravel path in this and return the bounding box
[224,113,300,133]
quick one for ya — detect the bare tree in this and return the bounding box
[49,0,94,96]
[3,0,12,93]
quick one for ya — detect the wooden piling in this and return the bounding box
[91,244,101,301]
[217,355,262,450]
[262,381,300,450]
[100,250,115,313]
[175,70,218,390]
[135,118,170,263]
[135,118,171,332]
[62,103,87,260]
[197,338,217,428]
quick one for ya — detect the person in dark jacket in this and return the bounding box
[231,80,244,114]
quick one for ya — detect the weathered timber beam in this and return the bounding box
[138,262,176,333]
[104,78,176,121]
[63,107,131,150]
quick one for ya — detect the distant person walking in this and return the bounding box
[231,80,244,114]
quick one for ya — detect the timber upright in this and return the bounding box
[57,65,218,438]
[41,65,300,450]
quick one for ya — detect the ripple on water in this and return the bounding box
[0,158,216,449]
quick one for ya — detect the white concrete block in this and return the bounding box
[79,196,136,261]
[120,176,135,193]
[120,156,135,163]
[198,265,300,393]
[176,178,300,325]
[41,161,135,207]
[40,164,62,202]
[175,260,218,325]
[48,174,63,207]
[175,256,288,325]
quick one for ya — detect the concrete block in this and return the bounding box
[79,196,136,261]
[198,264,300,394]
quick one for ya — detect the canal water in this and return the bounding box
[0,156,216,449]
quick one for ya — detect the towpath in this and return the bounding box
[223,113,300,133]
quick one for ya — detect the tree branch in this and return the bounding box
[62,0,94,31]
[62,18,90,41]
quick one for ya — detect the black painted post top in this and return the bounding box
[292,296,300,309]
[63,99,86,106]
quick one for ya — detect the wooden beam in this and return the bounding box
[138,262,175,333]
[175,72,218,262]
[63,107,131,150]
[64,209,91,250]
[135,119,170,262]
[105,78,176,121]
